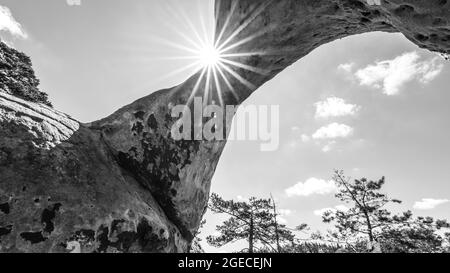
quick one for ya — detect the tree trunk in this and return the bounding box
[364,211,375,243]
[249,216,254,253]
[272,196,281,253]
[1,0,449,252]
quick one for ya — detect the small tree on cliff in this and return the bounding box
[207,193,294,253]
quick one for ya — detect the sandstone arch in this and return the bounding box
[0,0,449,252]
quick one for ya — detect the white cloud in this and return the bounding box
[301,134,311,143]
[354,51,444,95]
[419,58,445,84]
[313,208,333,216]
[413,198,449,210]
[313,205,349,216]
[286,178,337,197]
[237,195,248,201]
[67,0,82,5]
[312,123,354,140]
[315,97,360,119]
[275,209,292,224]
[278,209,293,216]
[338,62,355,73]
[0,5,27,39]
[335,205,350,212]
[291,127,311,143]
[321,141,336,153]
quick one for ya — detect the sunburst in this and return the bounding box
[156,0,272,106]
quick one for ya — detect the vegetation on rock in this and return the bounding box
[0,41,51,106]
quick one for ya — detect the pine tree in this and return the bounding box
[206,193,294,253]
[320,170,450,253]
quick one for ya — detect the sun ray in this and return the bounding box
[157,55,201,61]
[149,0,272,106]
[220,58,270,75]
[220,51,267,58]
[157,60,204,82]
[211,64,224,106]
[215,62,240,102]
[217,0,272,52]
[162,22,203,52]
[151,36,201,55]
[203,66,213,105]
[175,2,208,49]
[218,62,256,90]
[214,0,239,48]
[187,67,208,107]
[218,32,265,54]
[199,1,212,48]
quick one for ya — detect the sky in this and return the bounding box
[1,0,449,253]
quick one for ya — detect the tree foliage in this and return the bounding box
[205,171,450,253]
[0,41,51,106]
[206,193,294,253]
[320,170,450,253]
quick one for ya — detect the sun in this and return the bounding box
[155,0,272,105]
[198,44,222,68]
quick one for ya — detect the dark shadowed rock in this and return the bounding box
[0,0,449,252]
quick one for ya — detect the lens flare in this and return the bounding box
[198,44,221,68]
[154,0,272,105]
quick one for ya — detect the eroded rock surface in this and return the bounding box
[1,0,449,252]
[0,92,187,252]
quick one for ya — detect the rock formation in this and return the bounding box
[0,0,449,252]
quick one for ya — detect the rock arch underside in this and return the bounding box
[0,0,449,253]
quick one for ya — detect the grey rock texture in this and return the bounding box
[1,0,449,252]
[0,92,187,252]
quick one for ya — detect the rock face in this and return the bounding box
[0,92,187,252]
[1,0,449,252]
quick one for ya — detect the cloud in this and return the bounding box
[312,123,354,140]
[315,97,360,119]
[301,134,311,143]
[413,198,449,210]
[354,51,444,95]
[313,208,332,216]
[278,209,293,216]
[286,178,337,197]
[338,62,355,73]
[66,0,82,6]
[0,5,27,39]
[290,127,311,143]
[276,209,293,224]
[321,141,336,153]
[237,195,248,202]
[313,205,349,216]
